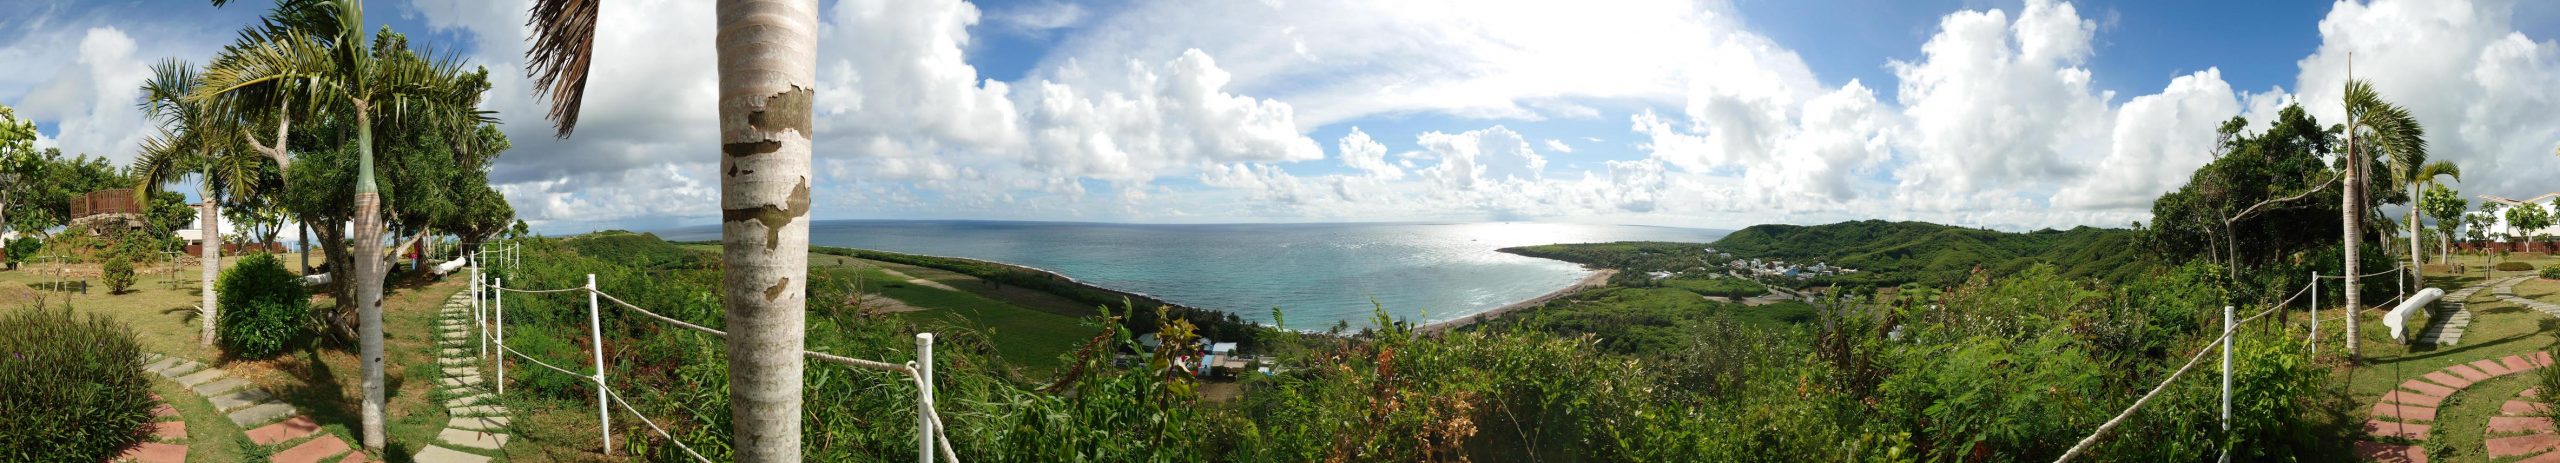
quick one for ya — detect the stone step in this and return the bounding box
[112,441,187,463]
[272,434,352,463]
[228,402,298,427]
[450,404,508,417]
[149,420,188,442]
[2488,433,2560,458]
[154,360,204,379]
[208,388,272,412]
[448,415,509,432]
[444,393,493,408]
[2364,419,2430,440]
[142,357,183,374]
[437,428,510,450]
[439,375,485,389]
[2490,416,2557,435]
[193,377,252,396]
[442,348,467,357]
[444,367,477,377]
[413,445,492,463]
[439,357,474,367]
[174,368,228,388]
[2354,441,2426,463]
[246,415,321,445]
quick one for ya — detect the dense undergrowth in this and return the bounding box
[478,232,2348,461]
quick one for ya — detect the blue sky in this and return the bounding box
[5,0,2559,235]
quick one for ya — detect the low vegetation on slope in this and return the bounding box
[1709,220,2152,287]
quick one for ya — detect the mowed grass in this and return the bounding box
[2343,252,2560,462]
[2,253,464,462]
[813,257,1103,376]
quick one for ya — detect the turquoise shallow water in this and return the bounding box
[663,221,1726,330]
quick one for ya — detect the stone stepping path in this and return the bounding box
[2359,351,2557,462]
[2488,387,2560,461]
[2492,276,2560,318]
[110,393,188,463]
[139,350,376,463]
[2419,280,2497,346]
[415,290,510,463]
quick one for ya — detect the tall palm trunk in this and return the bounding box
[716,1,816,460]
[200,173,221,347]
[351,107,389,450]
[2344,135,2362,358]
[2409,183,2425,286]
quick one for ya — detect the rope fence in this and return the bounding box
[2054,272,2357,462]
[463,245,961,463]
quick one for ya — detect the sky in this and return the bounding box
[4,0,2559,235]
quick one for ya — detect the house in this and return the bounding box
[1199,342,1239,374]
[2471,193,2560,251]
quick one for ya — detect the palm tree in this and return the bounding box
[136,59,273,347]
[2341,79,2427,358]
[2400,160,2458,281]
[194,0,487,449]
[529,0,816,459]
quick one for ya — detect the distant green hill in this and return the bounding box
[1709,220,2149,287]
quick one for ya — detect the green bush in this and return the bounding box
[2499,261,2538,272]
[101,256,135,294]
[216,253,309,359]
[2,237,39,264]
[2542,265,2560,279]
[0,306,154,460]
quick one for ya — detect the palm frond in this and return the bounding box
[525,0,598,138]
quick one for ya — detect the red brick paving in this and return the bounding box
[2537,351,2556,367]
[2382,390,2448,407]
[2354,440,2428,463]
[2489,433,2560,458]
[2401,379,2458,398]
[2373,402,2437,422]
[2476,359,2518,376]
[247,415,321,445]
[151,403,178,419]
[2505,355,2538,374]
[2366,419,2431,440]
[271,435,351,463]
[114,442,187,463]
[2424,371,2475,389]
[149,420,187,441]
[2490,416,2556,435]
[2451,364,2497,382]
[2506,400,2552,416]
[2523,449,2560,463]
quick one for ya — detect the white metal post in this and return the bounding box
[2220,304,2234,462]
[587,274,613,454]
[473,255,484,359]
[918,333,936,463]
[495,277,506,397]
[2310,273,2320,357]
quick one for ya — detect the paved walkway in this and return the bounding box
[2495,276,2560,316]
[2485,387,2560,461]
[138,352,372,463]
[2359,351,2556,462]
[110,392,187,463]
[414,290,511,463]
[2418,279,2503,346]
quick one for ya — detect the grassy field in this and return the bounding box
[1,251,461,462]
[802,250,1103,374]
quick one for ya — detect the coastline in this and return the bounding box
[1419,268,1617,334]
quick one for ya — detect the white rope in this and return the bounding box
[594,289,916,374]
[2315,267,2406,279]
[494,286,591,294]
[2056,282,2303,463]
[500,345,591,378]
[604,387,715,463]
[909,362,963,463]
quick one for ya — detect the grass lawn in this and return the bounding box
[816,257,1102,375]
[2,252,465,462]
[2342,251,2560,462]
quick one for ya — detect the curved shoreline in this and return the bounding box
[1420,268,1616,334]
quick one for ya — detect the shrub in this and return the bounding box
[2,237,39,264]
[2499,261,2538,272]
[2543,265,2560,280]
[0,306,153,460]
[216,253,309,359]
[101,256,135,294]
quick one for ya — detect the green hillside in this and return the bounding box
[1710,220,2150,287]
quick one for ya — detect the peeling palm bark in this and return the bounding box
[715,1,817,460]
[200,175,221,346]
[352,105,390,450]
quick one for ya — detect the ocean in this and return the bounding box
[662,221,1727,330]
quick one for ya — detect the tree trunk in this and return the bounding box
[2344,134,2362,358]
[201,176,221,347]
[716,2,817,461]
[2410,183,2424,287]
[300,221,312,275]
[352,107,389,451]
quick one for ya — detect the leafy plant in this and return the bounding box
[0,305,153,460]
[2499,262,2538,272]
[2542,265,2560,280]
[2,237,38,263]
[100,255,135,294]
[215,253,308,359]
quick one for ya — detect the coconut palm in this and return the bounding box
[2399,160,2458,279]
[135,59,275,347]
[528,0,817,459]
[2340,79,2427,358]
[193,0,487,449]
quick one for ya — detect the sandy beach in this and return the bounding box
[1420,268,1617,334]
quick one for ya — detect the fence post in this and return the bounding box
[2310,272,2320,357]
[2220,304,2234,462]
[496,277,506,397]
[587,274,614,455]
[473,255,485,359]
[918,333,936,463]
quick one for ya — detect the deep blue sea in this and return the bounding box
[662,221,1727,329]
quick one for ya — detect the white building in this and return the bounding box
[2479,193,2560,238]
